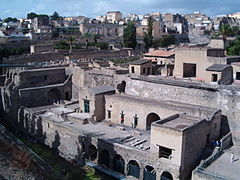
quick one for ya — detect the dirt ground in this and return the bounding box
[0,140,46,180]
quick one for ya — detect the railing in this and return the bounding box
[0,124,54,172]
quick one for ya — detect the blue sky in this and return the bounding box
[0,0,239,19]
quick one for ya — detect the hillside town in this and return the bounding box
[1,7,240,180]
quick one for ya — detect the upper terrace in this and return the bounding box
[155,114,201,131]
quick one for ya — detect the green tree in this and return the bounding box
[54,40,69,50]
[93,34,101,43]
[27,12,38,19]
[227,36,240,56]
[144,16,154,49]
[153,35,175,48]
[4,17,18,23]
[123,21,136,49]
[232,26,240,36]
[147,16,153,43]
[51,11,60,20]
[82,32,93,49]
[219,24,233,42]
[67,36,75,52]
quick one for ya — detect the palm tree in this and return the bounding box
[68,36,75,53]
[82,32,92,49]
[93,34,101,44]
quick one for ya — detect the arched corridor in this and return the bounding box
[161,171,173,180]
[88,144,97,161]
[127,160,140,178]
[113,154,125,174]
[98,149,110,168]
[143,165,156,180]
[146,113,160,130]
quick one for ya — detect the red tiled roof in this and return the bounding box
[144,50,175,57]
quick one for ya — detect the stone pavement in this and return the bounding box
[205,146,240,180]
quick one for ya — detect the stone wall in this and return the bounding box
[18,107,182,180]
[4,53,65,65]
[69,49,131,59]
[125,77,240,142]
[17,68,67,88]
[19,76,72,108]
[70,69,240,142]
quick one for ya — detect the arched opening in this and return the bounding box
[64,87,71,101]
[146,113,160,131]
[88,144,97,161]
[113,154,125,174]
[144,165,156,180]
[117,81,126,94]
[98,149,110,168]
[47,88,61,104]
[128,160,140,178]
[161,171,173,180]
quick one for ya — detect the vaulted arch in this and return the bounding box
[146,113,160,130]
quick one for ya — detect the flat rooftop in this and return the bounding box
[159,115,200,130]
[28,105,151,152]
[204,148,240,180]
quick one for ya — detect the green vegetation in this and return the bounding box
[153,35,175,48]
[144,16,154,49]
[227,36,240,56]
[19,137,101,180]
[54,40,70,50]
[82,32,93,49]
[51,11,60,20]
[88,42,108,49]
[0,47,30,59]
[93,34,101,43]
[27,12,38,19]
[123,21,137,49]
[54,39,109,50]
[219,24,233,42]
[4,17,18,23]
[68,36,75,52]
[110,56,140,66]
[27,12,49,19]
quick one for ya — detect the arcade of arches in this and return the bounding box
[87,145,173,180]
